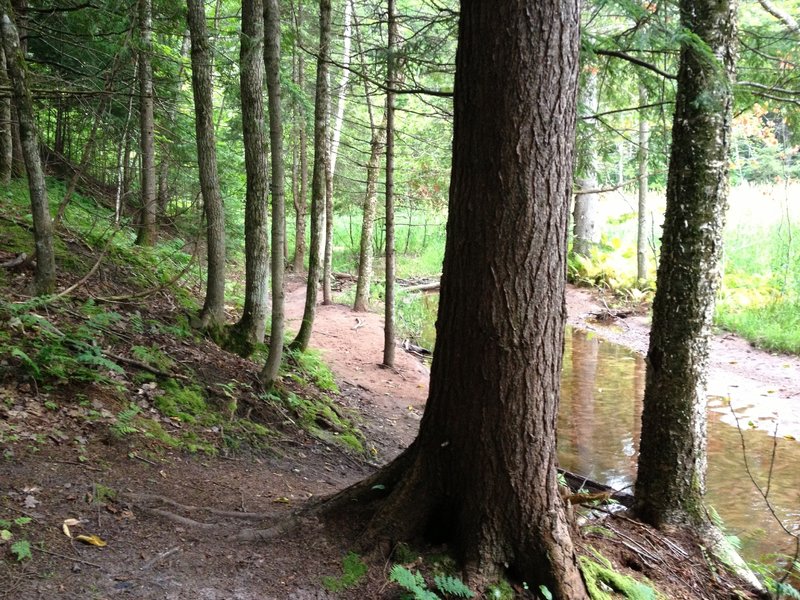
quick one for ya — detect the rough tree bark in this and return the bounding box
[1,8,56,295]
[260,0,286,386]
[229,0,269,353]
[291,2,308,273]
[572,67,600,257]
[290,0,331,352]
[635,0,736,528]
[636,84,650,283]
[353,107,387,312]
[322,0,352,305]
[135,0,157,246]
[187,0,227,333]
[322,1,586,596]
[382,0,397,367]
[0,47,12,183]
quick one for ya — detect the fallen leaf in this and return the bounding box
[273,497,290,504]
[23,495,39,509]
[784,435,796,441]
[75,534,107,547]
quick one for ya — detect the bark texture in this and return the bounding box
[572,68,600,257]
[0,47,12,183]
[231,0,269,351]
[322,0,352,305]
[1,9,56,295]
[382,0,397,367]
[187,0,227,331]
[260,0,286,385]
[291,0,331,352]
[353,108,387,312]
[291,2,307,273]
[636,84,650,283]
[635,0,736,528]
[325,2,586,596]
[135,0,157,246]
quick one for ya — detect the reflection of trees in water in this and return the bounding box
[559,328,800,562]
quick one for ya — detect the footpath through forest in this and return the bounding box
[0,275,786,599]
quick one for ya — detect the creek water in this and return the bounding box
[560,327,800,563]
[414,295,799,563]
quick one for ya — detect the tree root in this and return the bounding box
[123,492,269,520]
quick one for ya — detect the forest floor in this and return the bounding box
[0,264,787,599]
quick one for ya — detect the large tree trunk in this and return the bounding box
[353,107,387,313]
[323,1,585,596]
[635,0,736,528]
[636,84,650,283]
[0,48,12,183]
[382,0,397,367]
[572,67,600,257]
[187,0,227,333]
[230,0,269,353]
[322,0,352,305]
[290,0,331,352]
[135,0,157,246]
[1,9,56,295]
[260,0,286,385]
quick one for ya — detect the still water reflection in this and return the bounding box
[559,328,800,562]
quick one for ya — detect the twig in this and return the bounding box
[43,459,102,472]
[140,546,181,571]
[35,547,103,569]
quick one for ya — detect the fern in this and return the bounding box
[434,574,474,598]
[111,405,141,437]
[10,348,40,378]
[390,565,440,600]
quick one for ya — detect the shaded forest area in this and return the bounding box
[1,0,800,598]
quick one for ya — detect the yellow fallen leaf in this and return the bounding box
[273,496,290,504]
[75,534,107,547]
[784,435,796,441]
[62,523,72,538]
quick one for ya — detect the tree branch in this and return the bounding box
[594,49,677,80]
[756,0,800,34]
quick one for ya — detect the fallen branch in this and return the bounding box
[106,353,190,381]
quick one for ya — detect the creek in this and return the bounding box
[561,327,799,563]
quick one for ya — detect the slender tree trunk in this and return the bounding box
[1,9,56,295]
[635,0,736,528]
[8,0,23,178]
[322,0,353,304]
[0,48,11,183]
[135,0,157,246]
[290,0,331,352]
[572,67,600,257]
[187,0,227,332]
[382,0,397,367]
[636,84,650,283]
[261,0,286,385]
[353,108,387,312]
[322,2,585,595]
[291,1,308,273]
[157,31,190,219]
[230,0,269,353]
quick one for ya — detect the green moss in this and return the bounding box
[579,550,664,600]
[154,379,207,423]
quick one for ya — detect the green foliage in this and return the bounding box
[10,540,32,562]
[110,404,141,438]
[154,380,207,423]
[389,565,474,599]
[285,348,339,393]
[321,552,368,592]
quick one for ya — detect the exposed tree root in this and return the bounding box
[123,492,270,520]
